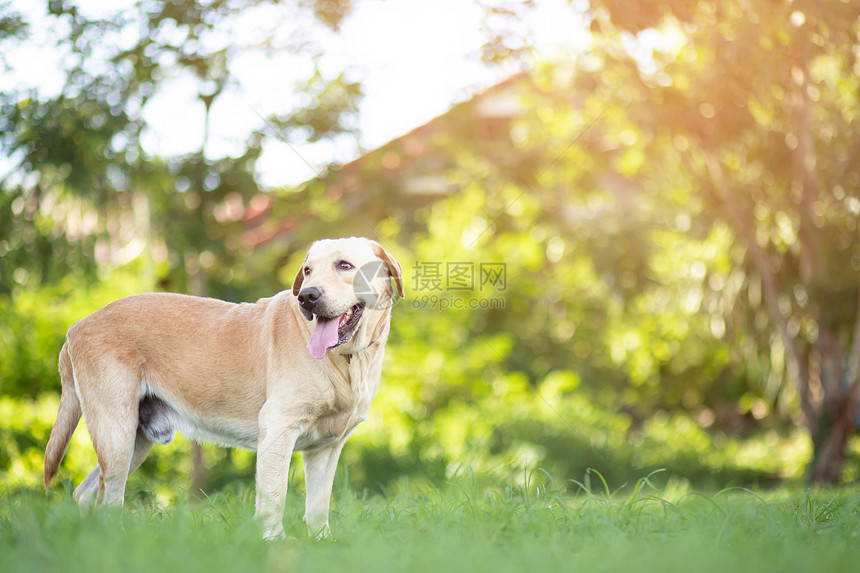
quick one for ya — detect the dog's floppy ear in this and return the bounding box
[292,255,307,296]
[370,241,404,298]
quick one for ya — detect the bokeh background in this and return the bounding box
[2,0,859,502]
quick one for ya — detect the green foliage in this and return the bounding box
[3,0,860,497]
[0,394,95,487]
[0,266,143,397]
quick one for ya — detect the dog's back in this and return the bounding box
[66,293,271,418]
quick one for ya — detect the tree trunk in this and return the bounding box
[808,293,860,484]
[810,398,853,484]
[192,442,207,496]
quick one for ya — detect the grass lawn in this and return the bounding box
[2,472,860,573]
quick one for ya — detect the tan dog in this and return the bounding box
[43,237,403,540]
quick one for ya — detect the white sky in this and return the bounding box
[2,0,590,188]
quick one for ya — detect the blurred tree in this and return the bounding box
[607,0,859,485]
[514,0,860,483]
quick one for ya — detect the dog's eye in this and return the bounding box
[303,267,311,276]
[337,261,354,271]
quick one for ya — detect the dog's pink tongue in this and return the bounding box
[307,317,339,359]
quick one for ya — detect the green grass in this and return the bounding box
[2,472,860,573]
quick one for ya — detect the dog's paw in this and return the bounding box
[311,524,335,542]
[262,525,287,542]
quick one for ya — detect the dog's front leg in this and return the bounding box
[254,404,303,541]
[303,438,347,539]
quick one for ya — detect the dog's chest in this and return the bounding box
[295,407,367,451]
[295,366,380,452]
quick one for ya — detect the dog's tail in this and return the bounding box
[44,341,83,491]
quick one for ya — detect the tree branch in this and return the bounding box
[694,144,816,431]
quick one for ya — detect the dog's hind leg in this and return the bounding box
[93,420,138,506]
[129,428,155,474]
[75,429,154,507]
[74,465,100,507]
[74,362,142,507]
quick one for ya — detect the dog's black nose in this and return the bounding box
[297,287,322,311]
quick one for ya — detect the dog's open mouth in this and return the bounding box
[306,303,364,359]
[337,303,364,342]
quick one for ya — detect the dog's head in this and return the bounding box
[292,237,403,359]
